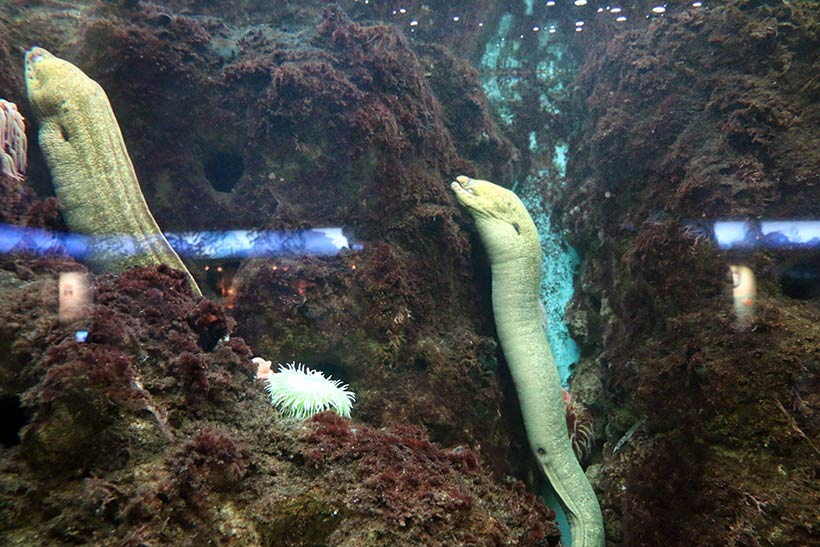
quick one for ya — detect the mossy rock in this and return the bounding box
[259,494,347,547]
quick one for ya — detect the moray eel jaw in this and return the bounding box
[451,175,540,266]
[25,48,77,121]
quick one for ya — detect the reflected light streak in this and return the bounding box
[713,220,820,250]
[0,223,360,261]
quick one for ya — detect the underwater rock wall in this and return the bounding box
[0,0,529,472]
[0,1,565,545]
[0,262,559,546]
[556,1,820,545]
[3,0,818,546]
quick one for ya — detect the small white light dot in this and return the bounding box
[604,191,612,198]
[391,10,397,15]
[478,22,484,27]
[597,7,604,12]
[533,26,540,31]
[574,0,588,5]
[399,7,406,13]
[576,27,583,32]
[410,20,418,26]
[611,6,622,13]
[549,26,557,33]
[575,20,585,26]
[652,5,666,13]
[692,1,702,6]
[546,0,556,5]
[616,15,627,21]
[453,16,460,22]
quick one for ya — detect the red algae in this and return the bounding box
[0,258,559,546]
[300,412,559,546]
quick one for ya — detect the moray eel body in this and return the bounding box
[25,47,201,295]
[451,175,604,547]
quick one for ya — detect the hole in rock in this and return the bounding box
[781,263,820,300]
[0,395,28,448]
[204,150,244,192]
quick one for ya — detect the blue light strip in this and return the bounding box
[0,223,360,260]
[713,220,820,250]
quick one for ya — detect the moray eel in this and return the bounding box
[25,47,201,296]
[451,175,604,547]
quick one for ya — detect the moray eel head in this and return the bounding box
[450,175,540,263]
[25,47,97,122]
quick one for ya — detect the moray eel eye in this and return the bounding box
[25,47,46,67]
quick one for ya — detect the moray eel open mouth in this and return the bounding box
[452,175,477,195]
[450,175,493,217]
[450,175,481,205]
[450,176,528,235]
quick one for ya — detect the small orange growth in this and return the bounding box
[253,357,273,380]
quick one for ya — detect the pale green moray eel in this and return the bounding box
[451,175,604,547]
[25,47,201,296]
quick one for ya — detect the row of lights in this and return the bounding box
[361,0,705,32]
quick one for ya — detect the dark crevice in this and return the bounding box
[781,263,820,300]
[203,150,244,193]
[0,395,28,448]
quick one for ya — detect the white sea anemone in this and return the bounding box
[265,362,355,419]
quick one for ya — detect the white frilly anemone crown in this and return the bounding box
[265,362,355,419]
